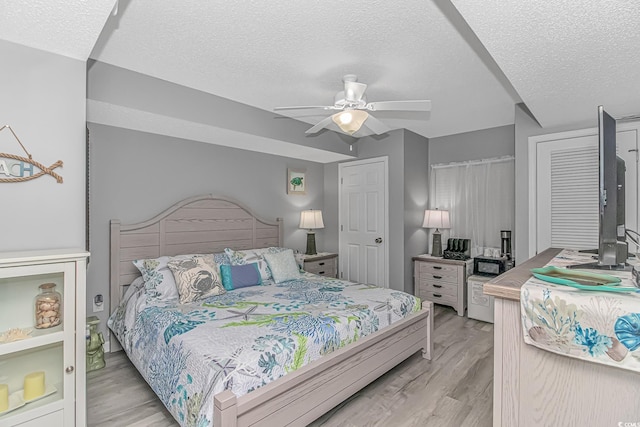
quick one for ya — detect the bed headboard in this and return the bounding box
[109,194,283,349]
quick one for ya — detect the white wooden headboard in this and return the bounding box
[109,194,283,350]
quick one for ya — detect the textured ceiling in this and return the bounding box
[0,0,117,60]
[451,0,640,128]
[89,0,519,139]
[7,1,638,149]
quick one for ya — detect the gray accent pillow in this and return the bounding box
[167,255,225,304]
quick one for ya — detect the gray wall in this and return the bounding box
[403,131,430,293]
[331,129,429,294]
[514,103,589,264]
[427,123,515,258]
[88,123,325,340]
[323,162,340,254]
[356,130,407,292]
[87,61,355,159]
[428,124,515,165]
[0,40,86,252]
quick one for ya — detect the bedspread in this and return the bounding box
[108,273,420,427]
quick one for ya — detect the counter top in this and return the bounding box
[483,248,561,301]
[300,252,337,261]
[412,254,471,266]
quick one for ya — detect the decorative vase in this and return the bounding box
[86,316,105,372]
[34,283,62,329]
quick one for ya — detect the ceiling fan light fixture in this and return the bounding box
[275,75,431,137]
[332,110,369,135]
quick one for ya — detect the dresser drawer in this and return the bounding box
[419,290,457,306]
[417,279,458,298]
[304,257,337,277]
[417,262,459,283]
[413,256,472,317]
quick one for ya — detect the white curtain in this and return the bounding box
[430,156,515,258]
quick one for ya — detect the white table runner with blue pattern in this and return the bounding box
[521,249,640,372]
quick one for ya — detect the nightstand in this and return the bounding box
[301,253,338,278]
[412,254,473,316]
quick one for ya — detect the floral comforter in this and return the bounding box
[108,273,420,427]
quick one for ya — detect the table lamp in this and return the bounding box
[422,209,450,257]
[300,210,324,255]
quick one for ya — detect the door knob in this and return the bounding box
[375,237,383,244]
[65,366,74,374]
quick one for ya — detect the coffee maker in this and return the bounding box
[501,230,514,268]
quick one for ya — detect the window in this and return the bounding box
[430,157,515,257]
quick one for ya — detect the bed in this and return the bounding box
[108,194,433,427]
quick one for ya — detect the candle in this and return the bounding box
[23,372,45,401]
[0,383,8,412]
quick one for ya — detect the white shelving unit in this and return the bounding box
[0,249,88,427]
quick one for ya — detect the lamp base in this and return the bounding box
[305,232,317,255]
[431,231,443,257]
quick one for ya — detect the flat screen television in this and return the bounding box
[569,106,629,269]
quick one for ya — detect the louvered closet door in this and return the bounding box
[536,130,638,253]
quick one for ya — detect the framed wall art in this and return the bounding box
[287,168,306,195]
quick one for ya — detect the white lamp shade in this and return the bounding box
[331,110,369,135]
[300,210,325,229]
[422,209,450,229]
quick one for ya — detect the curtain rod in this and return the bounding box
[431,155,514,169]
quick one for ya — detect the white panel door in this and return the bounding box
[339,157,388,287]
[535,128,638,253]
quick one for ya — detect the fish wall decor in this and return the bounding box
[0,125,63,183]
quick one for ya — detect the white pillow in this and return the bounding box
[224,247,289,280]
[121,276,146,302]
[133,253,201,302]
[133,256,181,302]
[264,249,301,283]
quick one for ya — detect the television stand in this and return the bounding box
[566,261,633,271]
[566,248,634,271]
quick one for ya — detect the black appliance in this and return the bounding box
[443,238,471,260]
[501,230,512,259]
[473,256,510,277]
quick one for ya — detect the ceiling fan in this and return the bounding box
[274,74,432,138]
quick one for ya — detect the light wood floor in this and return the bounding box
[87,306,494,427]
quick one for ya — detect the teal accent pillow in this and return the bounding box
[264,249,301,283]
[224,247,290,281]
[220,263,262,290]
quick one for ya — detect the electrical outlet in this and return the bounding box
[93,294,104,312]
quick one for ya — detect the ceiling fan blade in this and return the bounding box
[366,100,432,112]
[344,81,367,102]
[305,116,335,134]
[362,114,391,135]
[274,105,338,111]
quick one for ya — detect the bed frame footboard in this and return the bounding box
[214,300,433,427]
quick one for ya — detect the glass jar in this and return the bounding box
[34,283,62,329]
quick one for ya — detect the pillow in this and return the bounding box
[134,253,227,302]
[264,249,301,283]
[220,263,262,290]
[133,256,183,302]
[120,276,146,302]
[224,248,273,281]
[213,252,231,266]
[167,255,225,304]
